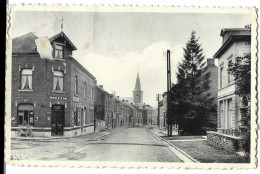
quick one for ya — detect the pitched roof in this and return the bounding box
[134,72,142,91]
[49,31,77,51]
[12,32,38,54]
[12,31,77,54]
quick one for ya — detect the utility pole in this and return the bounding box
[166,50,172,137]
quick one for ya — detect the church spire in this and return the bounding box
[134,72,141,91]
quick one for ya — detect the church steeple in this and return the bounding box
[134,72,141,91]
[133,72,143,104]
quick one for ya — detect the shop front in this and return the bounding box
[17,104,35,126]
[51,104,65,136]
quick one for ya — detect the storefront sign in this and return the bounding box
[50,96,67,100]
[73,102,81,108]
[52,105,64,110]
[73,96,79,102]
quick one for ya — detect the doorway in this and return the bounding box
[51,105,64,136]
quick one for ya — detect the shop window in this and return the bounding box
[17,104,34,126]
[53,71,64,91]
[54,44,63,59]
[74,108,79,126]
[21,69,32,90]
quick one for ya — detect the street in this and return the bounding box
[11,126,182,162]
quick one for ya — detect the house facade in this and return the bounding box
[207,28,251,152]
[11,32,96,137]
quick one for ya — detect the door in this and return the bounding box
[51,105,64,136]
[81,108,84,133]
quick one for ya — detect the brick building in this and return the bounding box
[11,32,96,137]
[207,27,251,152]
[201,58,218,131]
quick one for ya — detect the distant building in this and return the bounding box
[207,27,251,153]
[94,85,112,131]
[201,58,218,131]
[158,92,167,130]
[11,32,96,137]
[142,104,157,125]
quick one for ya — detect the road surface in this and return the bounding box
[11,126,182,162]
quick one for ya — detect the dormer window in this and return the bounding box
[54,44,63,59]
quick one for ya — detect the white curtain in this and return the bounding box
[53,77,58,90]
[28,76,32,89]
[21,76,27,89]
[59,77,63,91]
[59,51,63,58]
[55,50,59,58]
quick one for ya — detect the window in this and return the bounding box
[91,87,94,100]
[84,108,87,125]
[74,108,79,126]
[53,71,64,91]
[74,76,78,95]
[228,59,232,85]
[17,104,34,126]
[54,44,63,59]
[21,69,32,90]
[84,82,87,98]
[220,67,223,88]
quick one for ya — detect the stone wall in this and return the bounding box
[207,131,242,153]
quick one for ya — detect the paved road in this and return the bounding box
[11,127,182,162]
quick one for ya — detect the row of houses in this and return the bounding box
[10,31,145,137]
[158,27,251,153]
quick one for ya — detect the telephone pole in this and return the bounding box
[166,50,172,137]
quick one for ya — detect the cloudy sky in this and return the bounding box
[12,11,250,107]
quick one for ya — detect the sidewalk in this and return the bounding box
[12,125,126,142]
[148,126,249,163]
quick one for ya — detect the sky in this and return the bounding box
[12,11,251,107]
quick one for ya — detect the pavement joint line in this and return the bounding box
[146,128,200,163]
[88,127,126,141]
[169,139,207,142]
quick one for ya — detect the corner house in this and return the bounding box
[11,32,96,137]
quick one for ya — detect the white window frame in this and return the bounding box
[21,69,33,90]
[54,44,64,59]
[53,71,64,91]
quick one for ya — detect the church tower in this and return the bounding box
[133,72,143,104]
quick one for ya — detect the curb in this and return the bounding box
[147,128,200,163]
[12,127,126,142]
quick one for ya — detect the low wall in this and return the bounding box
[95,120,106,132]
[207,131,242,153]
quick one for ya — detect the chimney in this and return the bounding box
[99,85,103,89]
[207,58,214,66]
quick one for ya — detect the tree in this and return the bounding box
[171,31,215,135]
[228,53,251,155]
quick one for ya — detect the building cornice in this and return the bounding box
[213,34,251,58]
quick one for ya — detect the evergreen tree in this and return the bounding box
[171,31,215,134]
